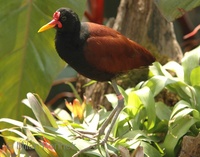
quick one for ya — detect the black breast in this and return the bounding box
[55,24,115,81]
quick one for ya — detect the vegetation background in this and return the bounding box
[1,0,200,157]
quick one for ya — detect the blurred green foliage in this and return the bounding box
[0,0,86,144]
[154,0,200,21]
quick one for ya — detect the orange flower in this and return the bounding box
[40,138,58,157]
[65,98,86,121]
[0,145,11,157]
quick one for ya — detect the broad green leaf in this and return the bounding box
[155,102,171,121]
[150,120,168,133]
[171,108,194,122]
[113,111,130,137]
[181,46,200,85]
[163,101,199,157]
[193,86,200,111]
[190,66,200,86]
[126,91,142,116]
[23,115,43,128]
[163,115,198,157]
[144,75,168,96]
[149,62,172,78]
[0,128,27,139]
[141,141,163,157]
[0,118,24,128]
[135,87,156,130]
[154,0,200,21]
[170,100,191,119]
[0,118,40,133]
[105,93,118,108]
[166,79,193,101]
[27,93,58,128]
[163,61,184,80]
[123,131,163,156]
[0,0,86,143]
[53,108,72,121]
[123,130,149,140]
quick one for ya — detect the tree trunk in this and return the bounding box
[78,0,183,109]
[114,0,183,62]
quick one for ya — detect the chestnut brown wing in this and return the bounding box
[83,23,155,74]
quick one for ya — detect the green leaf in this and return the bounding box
[105,94,118,108]
[0,118,40,134]
[27,93,58,128]
[144,75,168,96]
[149,62,172,78]
[0,0,86,143]
[113,111,130,137]
[141,141,163,157]
[154,0,200,21]
[170,100,191,119]
[135,87,156,130]
[163,61,184,80]
[163,100,199,157]
[0,135,31,151]
[155,102,171,121]
[123,130,149,139]
[126,91,142,116]
[190,66,200,86]
[181,46,200,85]
[0,118,24,128]
[163,116,198,157]
[25,129,54,157]
[123,130,163,156]
[193,86,200,111]
[38,132,78,157]
[0,128,27,139]
[166,79,193,101]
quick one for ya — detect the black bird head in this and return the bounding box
[38,8,80,33]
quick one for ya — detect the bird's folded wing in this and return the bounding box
[83,23,155,73]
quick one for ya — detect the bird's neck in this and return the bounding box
[55,22,88,63]
[56,23,80,43]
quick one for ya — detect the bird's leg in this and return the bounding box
[72,80,124,157]
[98,79,124,143]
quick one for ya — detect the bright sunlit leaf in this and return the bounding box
[126,91,142,116]
[135,87,156,130]
[190,66,200,86]
[149,62,172,78]
[144,75,167,96]
[182,46,200,85]
[27,93,58,128]
[163,61,184,80]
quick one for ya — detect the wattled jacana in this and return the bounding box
[38,8,155,156]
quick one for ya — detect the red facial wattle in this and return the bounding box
[52,11,62,28]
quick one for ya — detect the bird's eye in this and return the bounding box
[61,16,67,21]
